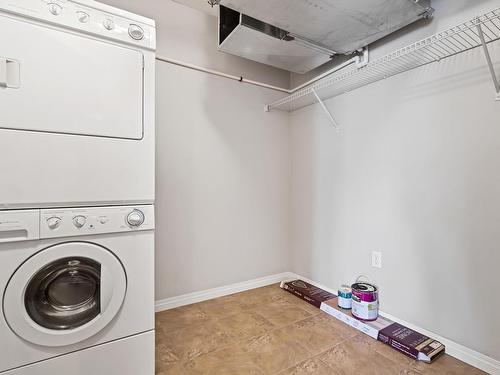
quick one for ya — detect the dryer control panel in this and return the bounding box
[0,0,156,50]
[40,205,154,239]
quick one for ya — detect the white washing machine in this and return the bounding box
[0,0,156,209]
[0,205,155,374]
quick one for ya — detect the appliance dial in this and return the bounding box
[47,217,62,230]
[127,210,145,227]
[128,24,144,40]
[73,215,87,228]
[76,11,90,23]
[48,3,62,16]
[103,18,115,30]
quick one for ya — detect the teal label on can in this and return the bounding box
[338,289,352,299]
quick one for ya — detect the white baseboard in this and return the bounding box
[291,273,500,375]
[380,310,500,375]
[154,272,295,312]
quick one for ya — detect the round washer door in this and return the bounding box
[3,242,126,347]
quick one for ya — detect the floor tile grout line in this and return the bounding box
[314,336,352,358]
[318,357,342,375]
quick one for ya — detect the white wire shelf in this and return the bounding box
[267,8,500,113]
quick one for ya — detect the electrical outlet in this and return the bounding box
[372,251,382,268]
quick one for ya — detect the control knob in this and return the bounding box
[128,24,145,40]
[73,215,87,228]
[103,18,115,30]
[76,11,90,23]
[127,210,144,227]
[48,3,62,16]
[47,217,62,230]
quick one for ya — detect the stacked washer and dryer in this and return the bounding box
[0,0,156,374]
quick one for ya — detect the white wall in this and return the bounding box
[290,0,500,361]
[155,63,290,298]
[100,0,291,299]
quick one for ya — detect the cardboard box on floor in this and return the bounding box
[280,280,445,363]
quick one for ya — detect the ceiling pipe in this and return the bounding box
[155,48,368,95]
[155,55,290,93]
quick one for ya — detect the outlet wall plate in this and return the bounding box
[371,251,382,268]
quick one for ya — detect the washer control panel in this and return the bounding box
[40,205,154,239]
[0,0,155,50]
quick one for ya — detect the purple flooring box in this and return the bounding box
[280,280,336,308]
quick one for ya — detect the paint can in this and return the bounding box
[351,282,379,321]
[337,286,352,309]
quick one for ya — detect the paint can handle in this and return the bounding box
[355,274,371,283]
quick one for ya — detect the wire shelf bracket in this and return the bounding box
[266,7,500,115]
[476,18,500,101]
[311,88,339,129]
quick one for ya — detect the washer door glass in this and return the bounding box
[3,242,127,347]
[25,257,101,330]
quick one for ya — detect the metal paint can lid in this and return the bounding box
[351,282,377,293]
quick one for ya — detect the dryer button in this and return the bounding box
[76,11,90,23]
[103,18,115,30]
[48,3,62,16]
[128,24,144,40]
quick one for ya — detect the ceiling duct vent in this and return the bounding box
[218,6,334,74]
[218,0,433,74]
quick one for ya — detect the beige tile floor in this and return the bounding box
[155,284,486,375]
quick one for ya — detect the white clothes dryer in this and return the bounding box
[0,205,155,374]
[0,0,156,209]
